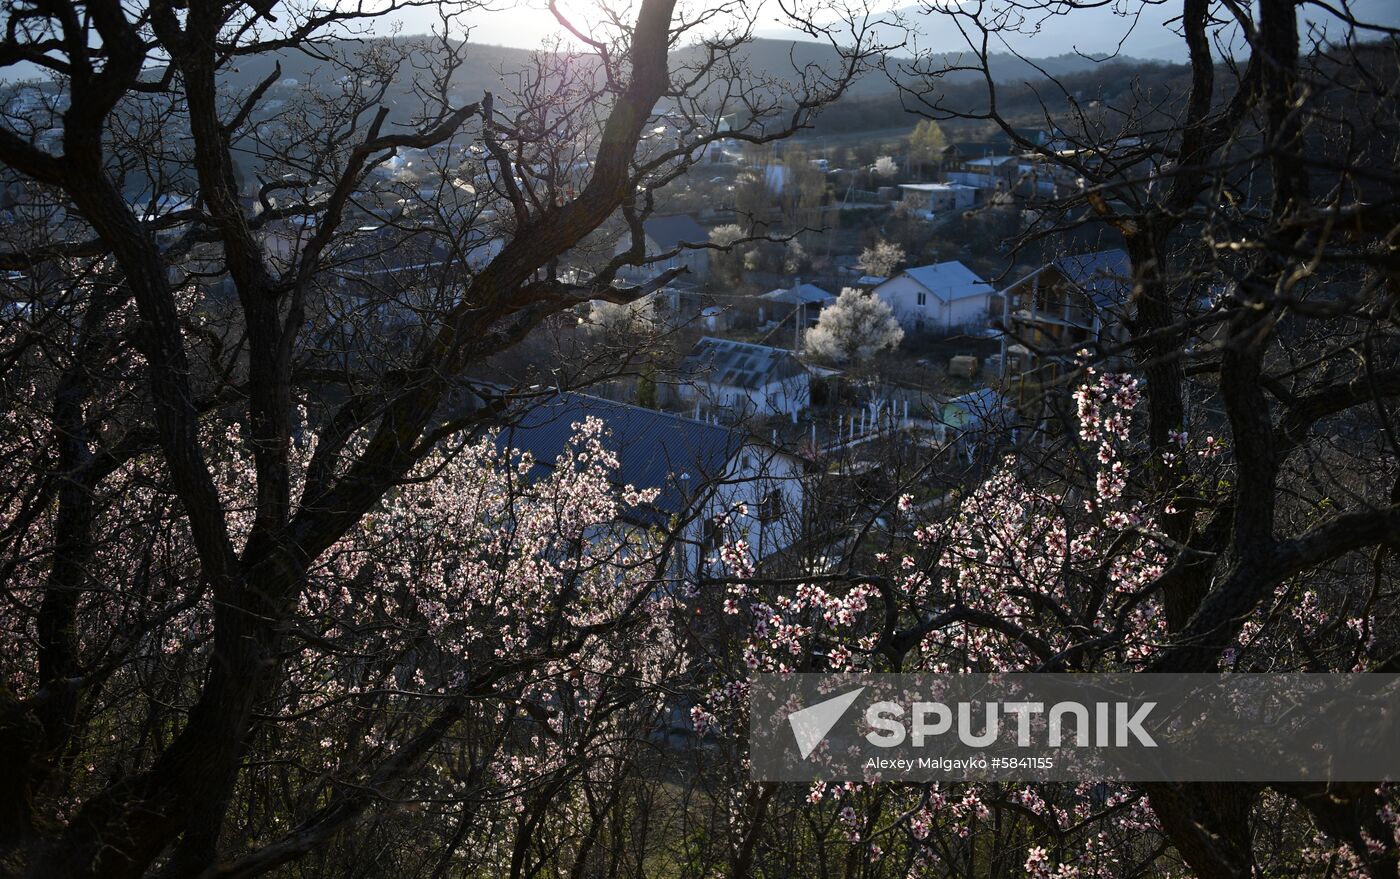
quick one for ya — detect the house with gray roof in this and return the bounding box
[676,337,811,420]
[614,213,710,284]
[501,392,805,577]
[944,154,1019,190]
[759,282,834,328]
[760,282,833,308]
[873,260,995,331]
[995,247,1133,379]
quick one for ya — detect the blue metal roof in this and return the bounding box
[1051,248,1132,308]
[500,393,743,523]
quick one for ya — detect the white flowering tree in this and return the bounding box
[857,240,906,279]
[804,287,905,364]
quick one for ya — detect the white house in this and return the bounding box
[873,260,995,331]
[897,182,977,217]
[695,439,806,575]
[676,337,811,420]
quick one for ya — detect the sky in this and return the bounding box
[392,0,1400,62]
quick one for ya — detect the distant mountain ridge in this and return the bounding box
[4,35,1163,98]
[197,36,1163,105]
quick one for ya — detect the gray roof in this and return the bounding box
[1051,248,1132,307]
[901,260,995,302]
[643,214,709,251]
[761,283,834,306]
[501,393,741,522]
[680,336,807,391]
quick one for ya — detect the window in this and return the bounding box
[916,291,927,307]
[758,489,783,523]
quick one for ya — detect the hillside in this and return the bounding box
[206,36,1165,105]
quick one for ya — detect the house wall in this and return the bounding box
[944,295,991,329]
[760,374,811,418]
[901,186,976,214]
[874,275,927,328]
[900,189,933,212]
[950,186,977,211]
[943,170,1001,190]
[692,444,806,575]
[671,444,807,582]
[925,186,976,212]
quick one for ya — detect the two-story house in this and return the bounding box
[996,248,1133,380]
[615,214,710,285]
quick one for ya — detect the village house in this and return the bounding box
[502,392,806,579]
[758,281,835,328]
[873,260,996,332]
[615,213,711,284]
[943,155,1019,192]
[675,336,811,420]
[897,182,978,217]
[996,248,1133,380]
